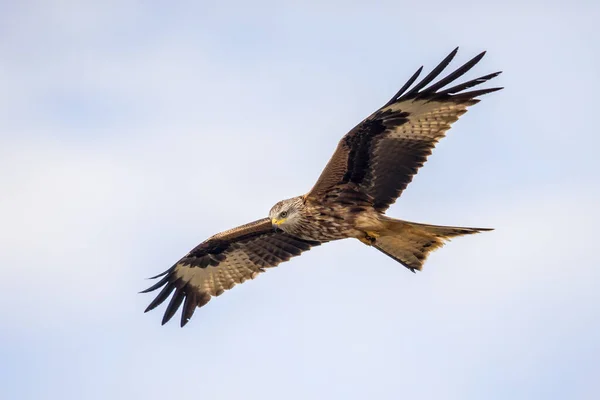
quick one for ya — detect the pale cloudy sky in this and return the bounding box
[1,1,599,399]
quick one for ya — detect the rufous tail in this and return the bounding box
[371,217,492,272]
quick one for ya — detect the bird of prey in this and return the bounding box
[142,48,502,327]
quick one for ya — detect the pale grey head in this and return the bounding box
[269,196,305,233]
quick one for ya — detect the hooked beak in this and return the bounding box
[271,218,285,229]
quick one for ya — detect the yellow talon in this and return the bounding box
[359,237,372,245]
[359,231,380,245]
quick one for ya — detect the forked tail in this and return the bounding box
[373,217,492,272]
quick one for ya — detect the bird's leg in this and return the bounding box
[359,231,379,246]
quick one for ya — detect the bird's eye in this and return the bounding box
[280,211,288,218]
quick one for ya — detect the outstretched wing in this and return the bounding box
[306,48,502,211]
[141,218,320,327]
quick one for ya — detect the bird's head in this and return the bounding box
[269,196,304,232]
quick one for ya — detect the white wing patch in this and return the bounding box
[175,247,260,297]
[381,100,468,141]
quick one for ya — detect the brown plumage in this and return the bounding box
[142,48,502,326]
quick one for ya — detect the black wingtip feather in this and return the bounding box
[139,274,170,294]
[146,264,177,280]
[162,284,186,325]
[384,66,423,107]
[403,47,459,97]
[437,71,502,96]
[147,271,169,280]
[144,282,176,313]
[180,290,197,327]
[422,51,487,94]
[452,87,504,101]
[384,48,502,107]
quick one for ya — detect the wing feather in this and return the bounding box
[383,66,423,107]
[307,48,502,211]
[142,218,320,327]
[415,50,485,94]
[403,47,459,97]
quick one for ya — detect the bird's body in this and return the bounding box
[142,48,503,326]
[269,194,383,243]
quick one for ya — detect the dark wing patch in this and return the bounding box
[366,138,433,211]
[141,218,320,327]
[306,48,502,211]
[340,110,410,186]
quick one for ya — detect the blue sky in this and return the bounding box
[1,1,599,399]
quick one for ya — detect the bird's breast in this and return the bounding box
[290,204,376,242]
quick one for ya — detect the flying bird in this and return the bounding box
[142,48,502,327]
